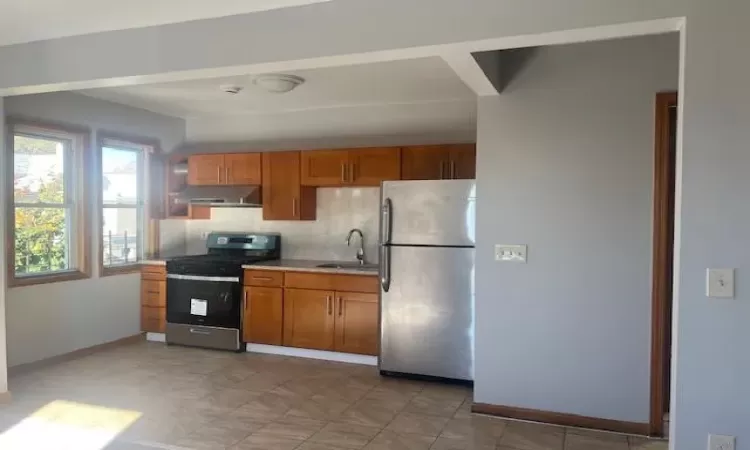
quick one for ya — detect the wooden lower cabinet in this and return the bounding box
[283,289,336,351]
[141,266,166,333]
[243,286,283,345]
[334,292,379,355]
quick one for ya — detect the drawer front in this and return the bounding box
[244,270,284,287]
[141,280,165,307]
[141,306,165,333]
[334,275,379,294]
[284,272,337,290]
[141,265,166,281]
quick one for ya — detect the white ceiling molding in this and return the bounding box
[439,50,499,97]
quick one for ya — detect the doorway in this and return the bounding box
[649,92,677,437]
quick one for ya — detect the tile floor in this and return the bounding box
[0,341,669,450]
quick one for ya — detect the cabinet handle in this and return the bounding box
[217,166,221,183]
[349,163,355,183]
[338,297,343,316]
[292,197,298,217]
[252,276,273,281]
[449,161,456,179]
[225,167,230,184]
[341,163,347,183]
[439,161,446,180]
[243,289,248,310]
[327,295,332,315]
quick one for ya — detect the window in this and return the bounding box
[9,122,90,286]
[99,135,153,274]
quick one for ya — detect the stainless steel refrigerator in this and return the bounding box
[379,179,476,382]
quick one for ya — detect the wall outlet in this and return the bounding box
[495,244,527,263]
[200,231,210,241]
[706,268,734,298]
[709,434,735,450]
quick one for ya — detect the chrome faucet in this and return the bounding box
[346,228,365,265]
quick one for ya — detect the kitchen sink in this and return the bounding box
[317,262,379,271]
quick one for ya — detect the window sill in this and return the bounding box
[9,270,90,288]
[101,264,142,277]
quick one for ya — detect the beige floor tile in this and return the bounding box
[308,422,381,449]
[175,421,256,449]
[406,394,464,417]
[234,392,301,421]
[202,387,262,409]
[498,421,565,450]
[363,430,436,450]
[233,433,305,450]
[337,400,400,428]
[440,416,507,444]
[452,400,473,419]
[254,416,327,440]
[565,430,629,450]
[431,437,496,450]
[628,436,669,450]
[295,442,352,450]
[385,412,450,437]
[286,395,353,421]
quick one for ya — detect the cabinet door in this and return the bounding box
[262,152,316,220]
[243,286,283,345]
[283,288,335,350]
[141,306,165,333]
[401,145,452,180]
[334,292,379,355]
[187,154,225,185]
[300,150,349,186]
[348,147,401,186]
[225,153,262,185]
[448,144,476,180]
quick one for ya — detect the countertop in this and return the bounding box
[140,258,379,276]
[243,259,379,276]
[141,259,167,266]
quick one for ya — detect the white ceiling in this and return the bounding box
[78,57,476,119]
[0,0,330,47]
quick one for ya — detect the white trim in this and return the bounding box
[247,343,378,366]
[146,332,166,342]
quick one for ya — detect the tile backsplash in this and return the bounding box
[172,187,381,262]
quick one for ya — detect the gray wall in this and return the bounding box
[3,92,185,367]
[474,34,678,423]
[0,98,7,390]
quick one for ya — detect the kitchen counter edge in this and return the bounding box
[243,260,378,276]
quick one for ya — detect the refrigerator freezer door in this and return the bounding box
[380,246,475,381]
[381,180,476,247]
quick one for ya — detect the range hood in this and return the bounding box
[174,185,262,208]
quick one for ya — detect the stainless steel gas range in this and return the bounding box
[165,232,281,351]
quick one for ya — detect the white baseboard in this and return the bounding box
[146,332,166,343]
[247,344,378,366]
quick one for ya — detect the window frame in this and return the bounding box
[96,132,158,276]
[6,119,92,287]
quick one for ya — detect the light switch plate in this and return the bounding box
[708,434,735,450]
[495,244,527,263]
[706,269,734,298]
[200,231,210,241]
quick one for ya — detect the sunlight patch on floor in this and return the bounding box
[0,400,141,449]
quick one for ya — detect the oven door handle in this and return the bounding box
[167,274,240,282]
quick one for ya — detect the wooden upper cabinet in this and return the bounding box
[262,151,316,221]
[401,145,452,180]
[301,150,350,186]
[349,147,401,186]
[400,144,476,180]
[188,154,225,185]
[243,286,283,345]
[334,292,379,355]
[301,147,401,186]
[448,144,477,180]
[283,288,335,351]
[225,153,261,185]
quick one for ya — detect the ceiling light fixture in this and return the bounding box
[253,74,305,93]
[220,84,244,95]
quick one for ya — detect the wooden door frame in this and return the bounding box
[649,92,678,436]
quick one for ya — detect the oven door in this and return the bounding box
[166,274,242,329]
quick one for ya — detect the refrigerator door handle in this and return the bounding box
[381,245,391,292]
[381,198,392,244]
